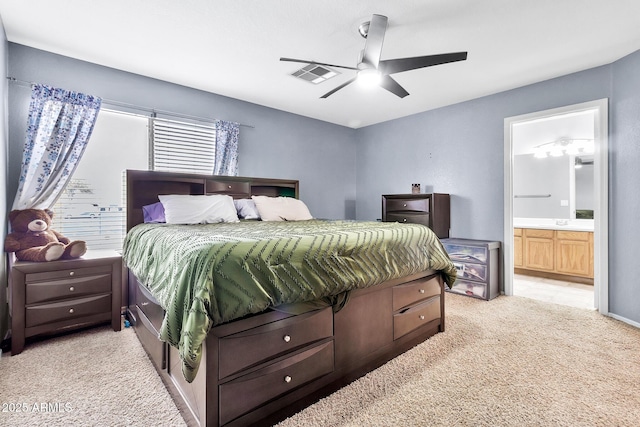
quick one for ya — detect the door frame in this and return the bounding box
[503,99,609,313]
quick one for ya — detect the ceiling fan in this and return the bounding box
[280,14,468,99]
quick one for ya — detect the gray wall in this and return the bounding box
[355,58,640,325]
[4,42,640,327]
[6,44,357,221]
[610,49,640,324]
[513,154,571,219]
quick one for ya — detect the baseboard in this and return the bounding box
[608,312,640,329]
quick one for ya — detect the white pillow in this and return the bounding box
[158,194,239,224]
[251,196,313,221]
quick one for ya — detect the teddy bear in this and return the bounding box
[4,208,87,262]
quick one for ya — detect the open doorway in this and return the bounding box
[503,99,609,314]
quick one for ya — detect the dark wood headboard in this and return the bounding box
[125,170,299,231]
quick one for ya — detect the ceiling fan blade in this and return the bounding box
[280,57,358,71]
[379,75,409,98]
[320,77,357,98]
[361,14,387,69]
[379,52,468,75]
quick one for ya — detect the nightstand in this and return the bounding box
[382,193,450,238]
[10,250,122,355]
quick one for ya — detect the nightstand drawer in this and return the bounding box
[218,307,333,379]
[25,294,112,327]
[26,274,111,304]
[386,212,429,226]
[393,296,440,340]
[25,264,112,283]
[385,198,429,213]
[392,275,441,311]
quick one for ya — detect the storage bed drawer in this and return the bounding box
[134,307,167,370]
[393,296,441,340]
[135,280,165,332]
[218,340,334,426]
[218,307,333,379]
[392,275,441,311]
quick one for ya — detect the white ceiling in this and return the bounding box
[1,0,640,129]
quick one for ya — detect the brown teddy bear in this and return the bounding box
[4,208,87,262]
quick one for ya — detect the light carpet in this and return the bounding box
[1,294,639,426]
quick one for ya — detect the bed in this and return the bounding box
[123,169,457,427]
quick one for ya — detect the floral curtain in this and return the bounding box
[213,120,239,176]
[13,84,102,210]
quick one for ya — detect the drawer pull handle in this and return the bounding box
[69,271,75,276]
[69,308,75,314]
[283,335,291,343]
[403,218,407,222]
[419,289,425,294]
[419,315,425,320]
[403,203,407,207]
[69,286,75,292]
[284,375,292,383]
[228,185,232,189]
[140,302,149,307]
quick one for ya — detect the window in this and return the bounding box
[51,110,148,251]
[152,118,217,174]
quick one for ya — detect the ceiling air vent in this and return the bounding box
[291,64,339,84]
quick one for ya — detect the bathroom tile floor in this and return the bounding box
[513,274,595,310]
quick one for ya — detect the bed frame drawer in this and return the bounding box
[218,307,333,379]
[392,275,442,311]
[135,307,167,370]
[393,296,441,340]
[136,281,165,332]
[218,340,334,426]
[205,179,250,195]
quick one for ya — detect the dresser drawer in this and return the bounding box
[25,264,112,283]
[385,212,429,226]
[136,281,165,332]
[448,279,487,299]
[206,179,250,195]
[219,340,334,426]
[393,296,440,340]
[392,275,441,311]
[218,307,333,379]
[385,198,429,213]
[26,274,111,304]
[452,262,487,282]
[25,294,111,327]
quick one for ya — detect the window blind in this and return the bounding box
[152,118,216,174]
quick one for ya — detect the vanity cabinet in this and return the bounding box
[382,193,450,238]
[514,228,593,281]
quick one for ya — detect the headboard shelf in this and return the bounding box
[126,170,300,231]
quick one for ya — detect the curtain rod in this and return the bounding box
[6,77,254,129]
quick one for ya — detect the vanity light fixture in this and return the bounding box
[533,138,594,159]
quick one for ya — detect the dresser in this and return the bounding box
[382,193,450,238]
[441,238,501,300]
[10,250,122,355]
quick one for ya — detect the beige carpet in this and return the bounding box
[1,294,639,426]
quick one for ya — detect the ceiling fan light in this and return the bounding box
[357,69,382,88]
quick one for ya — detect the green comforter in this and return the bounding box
[122,219,456,382]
